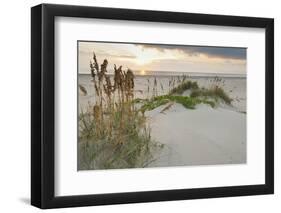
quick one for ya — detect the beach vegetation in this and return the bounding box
[169,80,199,95]
[79,52,234,170]
[190,85,232,104]
[140,95,215,112]
[78,53,163,170]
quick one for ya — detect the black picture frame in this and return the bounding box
[31,3,274,209]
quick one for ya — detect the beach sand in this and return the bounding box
[146,103,246,167]
[79,74,247,167]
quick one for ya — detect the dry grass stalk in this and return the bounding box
[79,52,162,170]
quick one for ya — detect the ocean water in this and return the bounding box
[78,72,246,112]
[91,70,246,78]
[132,70,246,78]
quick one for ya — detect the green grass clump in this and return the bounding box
[190,86,232,104]
[140,95,215,112]
[169,80,199,95]
[140,97,170,112]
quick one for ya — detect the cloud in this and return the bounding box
[79,49,136,59]
[136,44,246,60]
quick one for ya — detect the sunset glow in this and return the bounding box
[78,41,246,75]
[140,69,146,75]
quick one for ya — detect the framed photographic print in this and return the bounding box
[31,4,274,209]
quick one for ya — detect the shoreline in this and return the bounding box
[79,72,247,78]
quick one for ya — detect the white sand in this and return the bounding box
[79,74,247,167]
[146,103,246,167]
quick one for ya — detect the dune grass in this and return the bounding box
[168,78,232,105]
[169,80,199,95]
[140,95,215,113]
[78,53,163,170]
[190,85,232,105]
[138,78,228,113]
[79,107,163,170]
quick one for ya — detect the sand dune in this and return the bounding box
[79,74,247,167]
[146,103,246,167]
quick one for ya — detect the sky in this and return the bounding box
[78,41,246,75]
